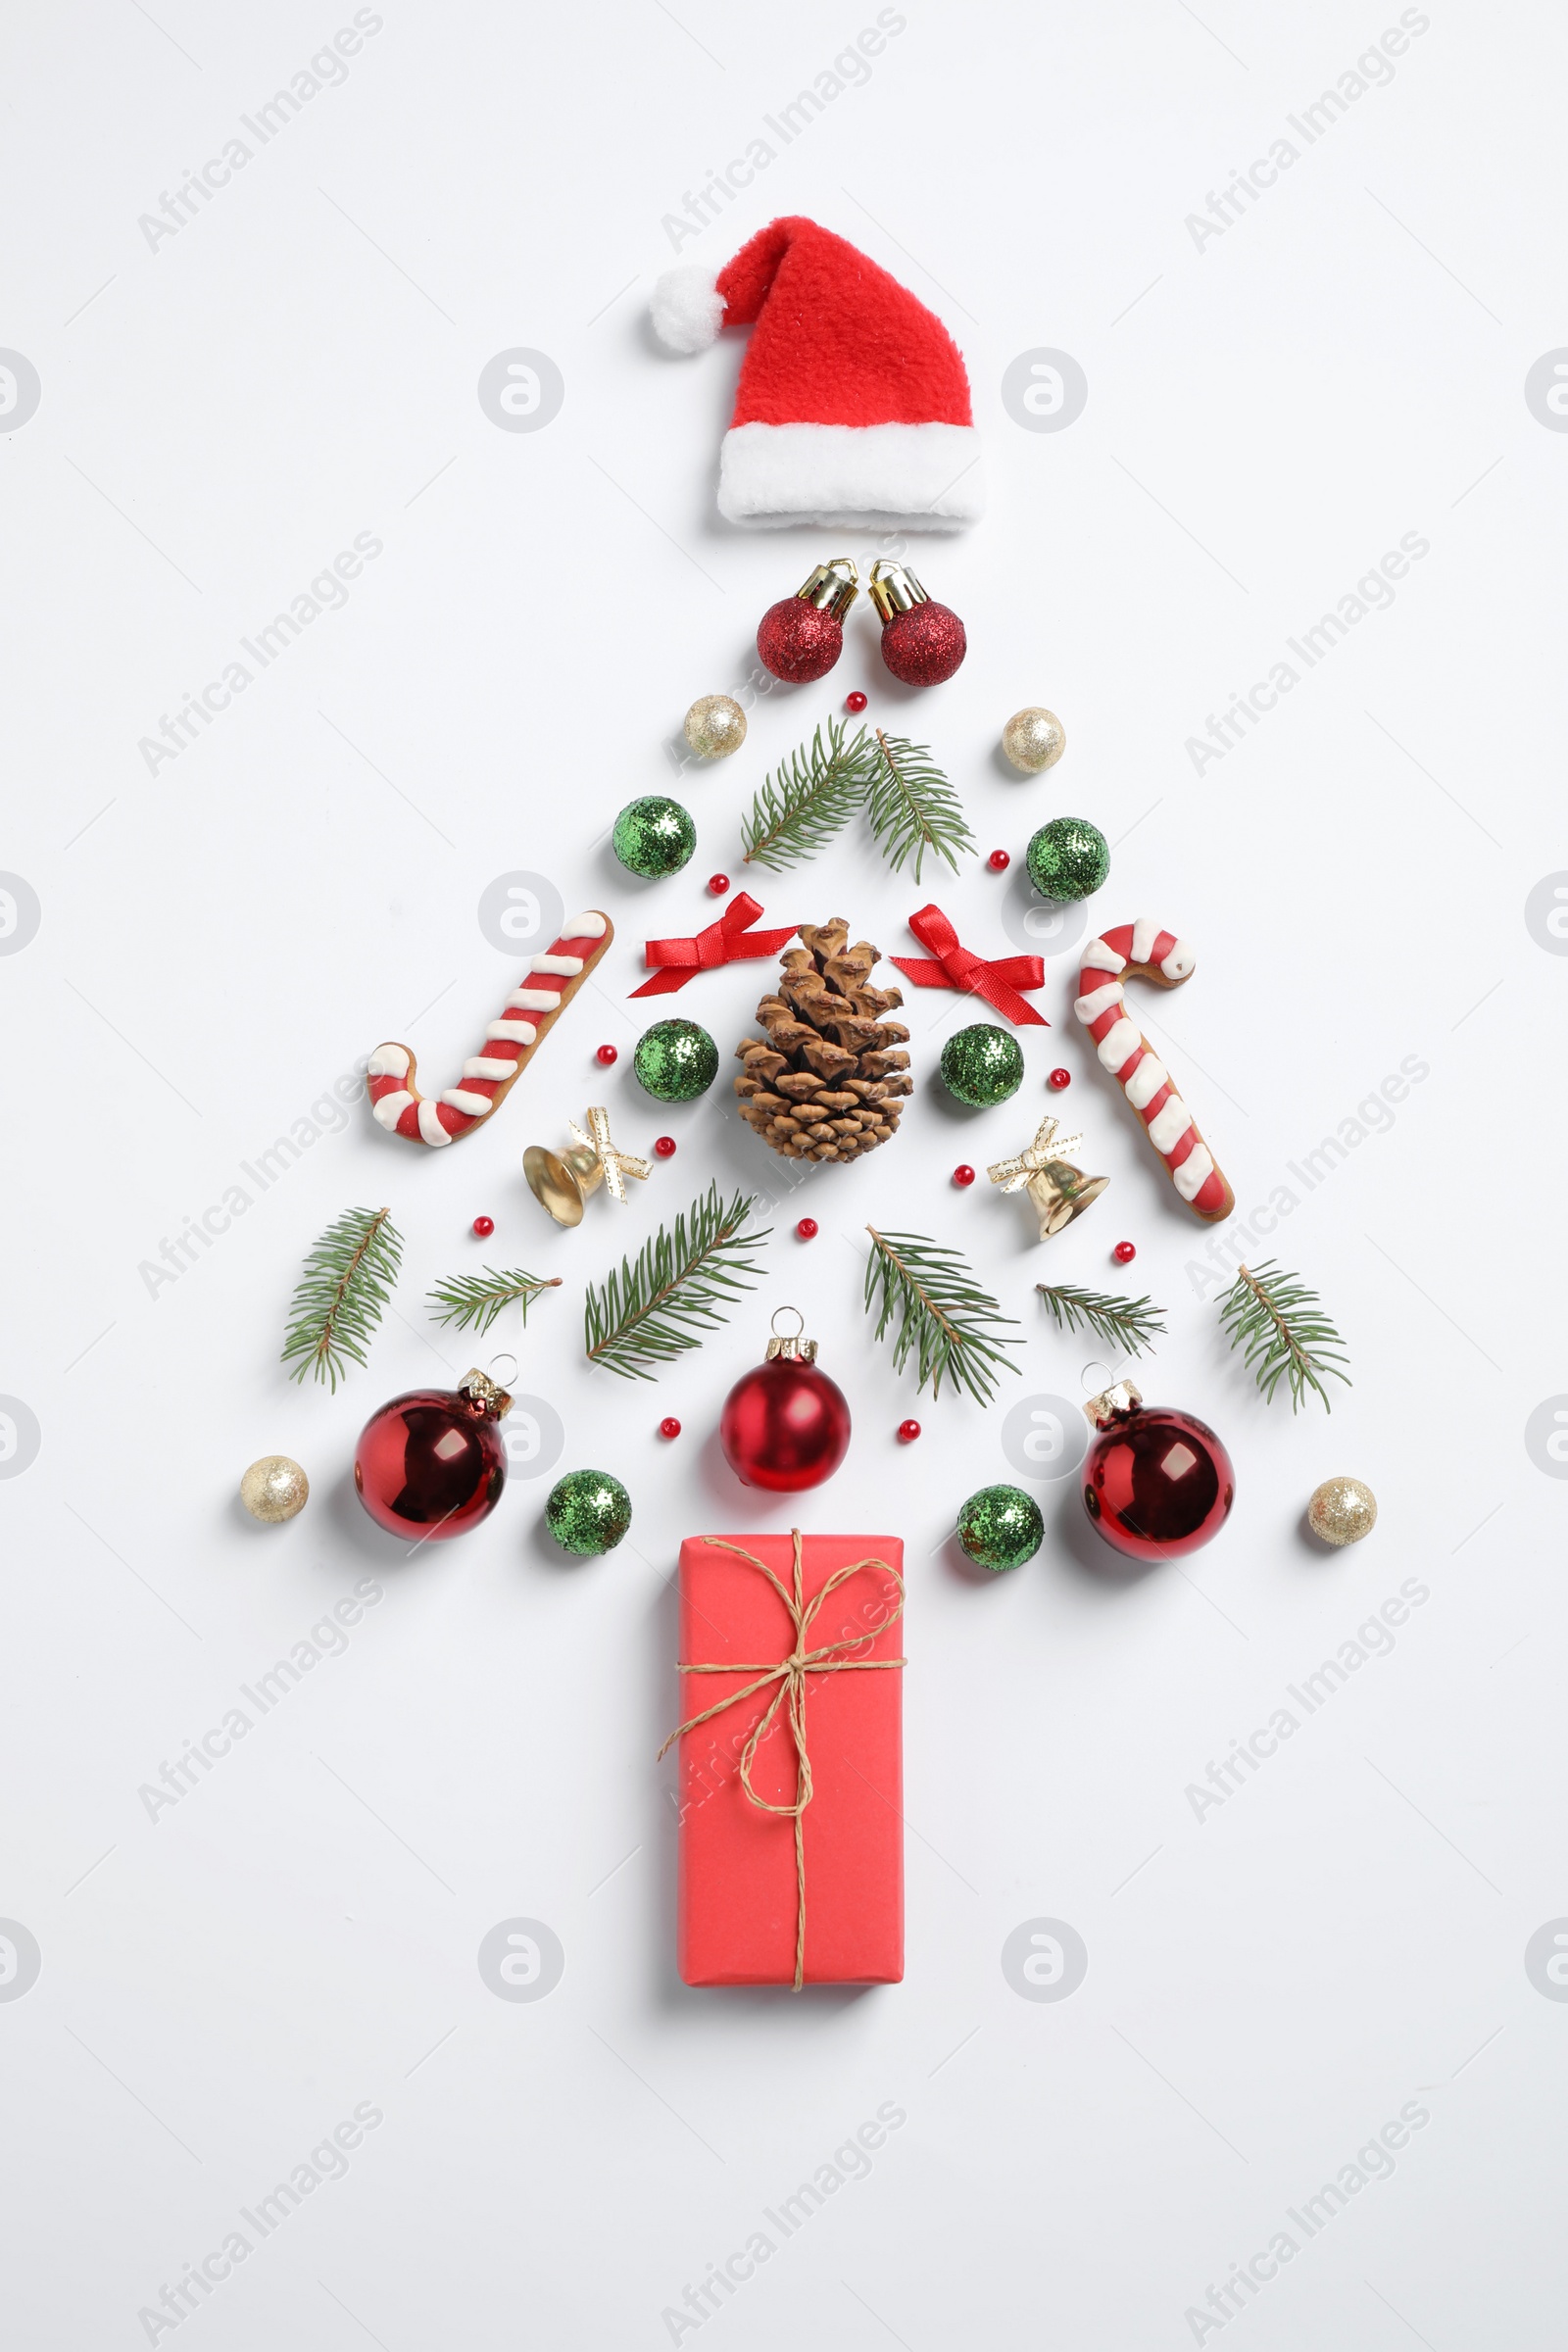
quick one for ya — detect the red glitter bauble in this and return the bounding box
[1082,1390,1234,1561]
[720,1356,851,1492]
[660,1417,681,1440]
[1048,1068,1072,1091]
[757,599,844,683]
[1113,1241,1137,1264]
[354,1384,509,1541]
[898,1419,921,1444]
[880,602,966,686]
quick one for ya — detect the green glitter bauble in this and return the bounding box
[612,796,696,879]
[544,1469,632,1556]
[1025,815,1109,904]
[956,1484,1045,1573]
[940,1023,1024,1108]
[633,1017,718,1102]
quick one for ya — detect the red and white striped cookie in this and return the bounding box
[1073,919,1234,1223]
[367,911,613,1147]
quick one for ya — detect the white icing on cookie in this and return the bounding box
[1147,1095,1194,1153]
[530,954,584,976]
[509,989,560,1012]
[464,1056,514,1081]
[488,1018,538,1045]
[1124,1054,1168,1110]
[1073,982,1124,1024]
[563,911,607,940]
[367,1044,410,1080]
[416,1100,453,1146]
[1096,1017,1142,1072]
[1160,938,1196,981]
[1171,1144,1214,1201]
[1082,937,1126,976]
[1130,915,1161,965]
[371,1090,415,1130]
[440,1089,493,1117]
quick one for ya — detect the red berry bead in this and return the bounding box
[954,1164,976,1187]
[596,1044,618,1066]
[1048,1067,1072,1091]
[988,850,1010,872]
[1114,1241,1137,1264]
[796,1216,818,1240]
[845,690,868,713]
[654,1135,676,1158]
[660,1417,681,1440]
[471,1215,495,1238]
[898,1419,921,1444]
[708,873,730,896]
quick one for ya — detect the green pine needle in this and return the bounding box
[281,1205,402,1392]
[1035,1283,1167,1360]
[863,1226,1022,1405]
[1218,1259,1350,1413]
[584,1184,771,1381]
[864,727,975,882]
[426,1266,562,1339]
[740,715,872,872]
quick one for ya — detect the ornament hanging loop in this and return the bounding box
[487,1351,519,1388]
[766,1304,818,1364]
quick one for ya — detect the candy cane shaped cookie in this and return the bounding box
[1073,919,1234,1222]
[367,912,613,1147]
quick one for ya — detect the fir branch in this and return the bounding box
[1218,1259,1350,1413]
[426,1265,562,1339]
[863,1226,1022,1406]
[864,727,975,882]
[1035,1283,1167,1360]
[281,1206,402,1392]
[584,1184,770,1381]
[740,715,872,872]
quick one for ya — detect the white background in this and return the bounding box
[2,3,1564,2345]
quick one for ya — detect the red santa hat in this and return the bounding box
[652,217,983,532]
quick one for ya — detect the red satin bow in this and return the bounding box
[630,893,799,998]
[889,904,1048,1026]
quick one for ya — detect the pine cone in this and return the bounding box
[734,918,911,1161]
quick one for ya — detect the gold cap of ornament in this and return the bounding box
[763,1304,819,1364]
[867,560,930,621]
[795,558,859,619]
[1084,1378,1141,1429]
[458,1367,513,1419]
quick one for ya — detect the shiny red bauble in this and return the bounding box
[845,691,868,713]
[719,1316,851,1491]
[757,599,844,682]
[354,1376,510,1541]
[708,873,730,896]
[954,1164,975,1187]
[471,1214,495,1238]
[1048,1068,1072,1091]
[880,600,967,686]
[660,1416,681,1439]
[1081,1383,1234,1561]
[1113,1241,1137,1264]
[796,1217,818,1240]
[596,1044,618,1066]
[654,1135,677,1157]
[988,850,1010,872]
[897,1419,921,1444]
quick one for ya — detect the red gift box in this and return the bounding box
[664,1532,905,1988]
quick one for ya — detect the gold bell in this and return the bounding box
[523,1106,651,1228]
[1024,1157,1109,1241]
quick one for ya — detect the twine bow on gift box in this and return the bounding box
[630,893,799,997]
[658,1532,905,1991]
[888,904,1048,1025]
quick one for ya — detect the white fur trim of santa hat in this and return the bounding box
[651,265,724,354]
[717,421,984,531]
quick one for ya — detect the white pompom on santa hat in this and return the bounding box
[652,216,983,532]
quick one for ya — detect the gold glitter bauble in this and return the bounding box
[683,695,747,760]
[240,1455,310,1523]
[1306,1476,1377,1546]
[1002,707,1066,773]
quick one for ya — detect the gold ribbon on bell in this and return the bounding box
[987,1114,1108,1242]
[523,1105,652,1227]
